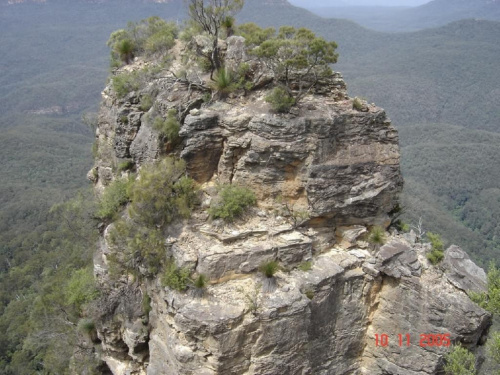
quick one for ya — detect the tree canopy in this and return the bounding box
[188,0,244,74]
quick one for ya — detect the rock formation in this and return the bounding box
[89,36,491,374]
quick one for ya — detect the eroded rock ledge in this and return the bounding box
[97,230,490,375]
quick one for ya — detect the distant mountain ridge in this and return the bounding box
[304,0,500,31]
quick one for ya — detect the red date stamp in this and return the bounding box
[374,333,450,347]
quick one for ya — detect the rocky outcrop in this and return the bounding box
[96,234,491,375]
[90,37,490,375]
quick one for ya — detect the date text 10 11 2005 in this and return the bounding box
[374,333,451,347]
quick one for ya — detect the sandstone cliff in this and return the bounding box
[89,36,490,374]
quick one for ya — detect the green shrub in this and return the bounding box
[368,226,386,247]
[305,289,315,300]
[487,332,500,368]
[237,22,275,47]
[259,260,279,278]
[153,109,180,144]
[427,249,445,265]
[397,221,410,232]
[193,274,208,289]
[222,15,236,37]
[108,221,166,277]
[469,263,500,314]
[107,17,177,64]
[139,94,154,111]
[120,115,129,124]
[96,177,133,220]
[142,293,152,317]
[65,267,99,313]
[444,345,477,375]
[162,261,191,291]
[353,97,364,111]
[117,160,134,172]
[112,71,141,98]
[210,68,237,96]
[116,38,135,64]
[208,185,256,221]
[298,261,312,272]
[197,57,213,73]
[77,318,96,335]
[128,157,197,228]
[428,232,444,251]
[426,232,445,265]
[265,87,295,113]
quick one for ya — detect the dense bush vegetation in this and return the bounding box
[259,261,279,278]
[444,345,477,375]
[209,184,256,221]
[152,109,181,144]
[161,260,191,292]
[265,86,295,113]
[469,263,500,314]
[107,16,178,66]
[128,157,197,228]
[426,232,445,265]
[368,226,386,249]
[106,157,197,278]
[96,177,133,220]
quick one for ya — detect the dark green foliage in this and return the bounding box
[209,185,256,221]
[96,177,132,221]
[128,157,197,228]
[265,87,295,113]
[259,260,279,278]
[444,345,477,375]
[426,232,445,265]
[161,261,191,292]
[153,109,180,144]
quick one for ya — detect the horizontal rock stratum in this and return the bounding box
[90,35,490,374]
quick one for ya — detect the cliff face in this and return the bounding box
[90,37,490,374]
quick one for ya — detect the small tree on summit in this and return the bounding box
[252,26,338,103]
[188,0,244,76]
